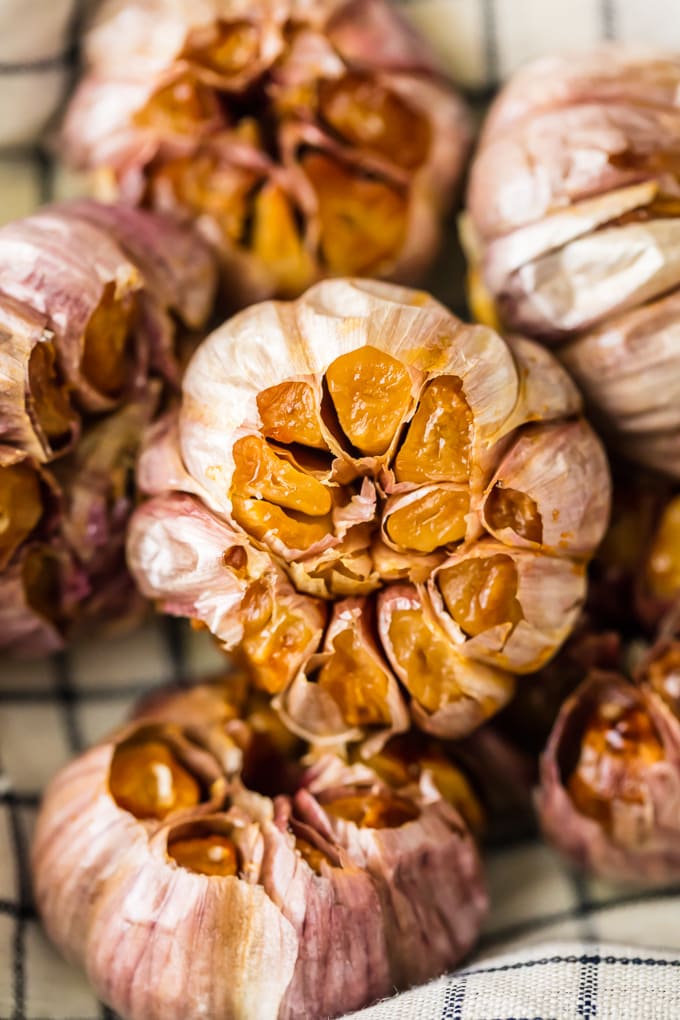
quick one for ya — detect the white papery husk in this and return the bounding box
[481,420,610,556]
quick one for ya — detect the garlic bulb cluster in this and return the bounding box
[127,278,611,747]
[32,680,486,1020]
[465,45,680,478]
[62,0,469,305]
[0,200,216,653]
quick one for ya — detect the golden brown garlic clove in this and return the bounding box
[129,279,609,747]
[63,0,470,303]
[33,681,487,1020]
[537,671,680,882]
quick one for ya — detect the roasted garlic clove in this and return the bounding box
[33,682,486,1020]
[129,279,609,745]
[429,538,587,673]
[537,671,680,882]
[0,200,217,654]
[62,0,470,304]
[377,583,515,739]
[276,596,409,750]
[481,421,610,555]
[636,492,680,626]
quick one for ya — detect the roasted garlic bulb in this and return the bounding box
[127,278,610,746]
[538,666,680,883]
[62,0,470,304]
[465,45,680,478]
[32,681,486,1020]
[0,200,217,653]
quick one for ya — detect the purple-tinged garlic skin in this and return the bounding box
[465,45,680,478]
[32,684,487,1020]
[0,200,217,655]
[537,671,680,882]
[62,0,470,305]
[127,278,610,746]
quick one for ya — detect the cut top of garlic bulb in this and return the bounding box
[128,279,610,748]
[63,0,470,306]
[32,680,487,1020]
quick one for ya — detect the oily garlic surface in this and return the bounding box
[537,664,680,883]
[63,0,469,304]
[0,199,217,655]
[32,681,486,1020]
[128,278,611,746]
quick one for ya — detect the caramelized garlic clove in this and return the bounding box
[275,597,409,750]
[0,456,43,570]
[382,484,470,554]
[429,540,587,673]
[377,583,515,738]
[537,672,680,882]
[481,421,610,556]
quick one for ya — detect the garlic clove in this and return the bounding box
[0,448,44,571]
[561,288,680,438]
[275,596,409,751]
[0,212,144,412]
[469,100,680,244]
[382,483,471,554]
[481,181,660,295]
[481,421,610,556]
[0,540,70,656]
[377,582,515,738]
[537,671,680,882]
[127,491,268,647]
[300,771,486,988]
[497,218,680,337]
[502,334,582,432]
[0,295,79,461]
[429,539,586,672]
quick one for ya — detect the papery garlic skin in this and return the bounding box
[537,671,680,882]
[33,682,486,1020]
[62,0,470,304]
[128,278,610,745]
[0,200,217,654]
[465,45,680,477]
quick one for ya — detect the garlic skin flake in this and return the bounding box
[32,682,487,1020]
[128,278,610,745]
[62,0,470,304]
[465,45,680,478]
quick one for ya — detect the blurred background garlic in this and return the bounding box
[464,45,680,479]
[33,678,486,1020]
[62,0,470,306]
[127,278,611,750]
[0,199,217,654]
[537,659,680,883]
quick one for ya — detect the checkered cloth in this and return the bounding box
[5,618,680,1020]
[3,1,680,1018]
